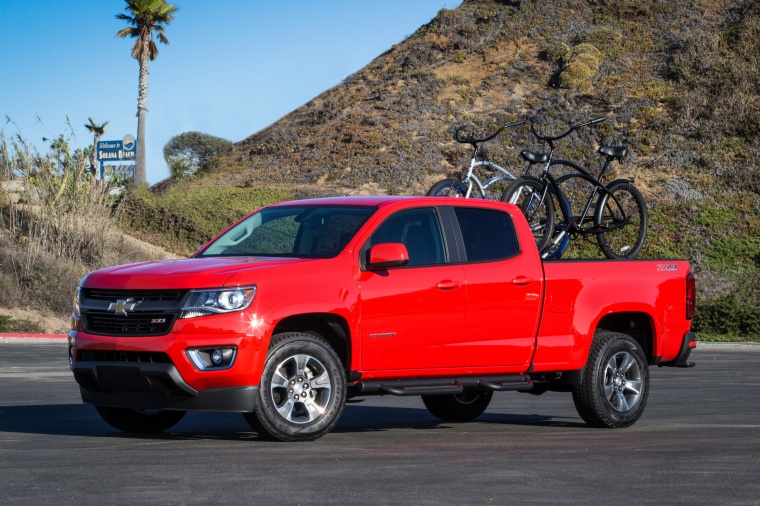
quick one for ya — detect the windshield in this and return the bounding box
[198,205,376,258]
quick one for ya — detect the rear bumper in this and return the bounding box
[660,332,697,368]
[73,361,258,412]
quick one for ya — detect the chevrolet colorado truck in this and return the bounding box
[69,196,696,441]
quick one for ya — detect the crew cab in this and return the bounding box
[68,196,696,441]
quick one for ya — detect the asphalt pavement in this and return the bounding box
[0,339,758,505]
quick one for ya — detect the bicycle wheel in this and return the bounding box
[594,180,647,259]
[427,178,468,197]
[543,186,571,259]
[501,177,554,253]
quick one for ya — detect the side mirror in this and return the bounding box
[366,243,409,271]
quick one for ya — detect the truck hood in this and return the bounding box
[82,256,311,290]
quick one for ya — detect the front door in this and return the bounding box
[358,207,465,372]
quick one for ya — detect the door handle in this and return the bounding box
[436,280,461,290]
[512,276,535,286]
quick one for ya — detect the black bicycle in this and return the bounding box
[501,116,647,260]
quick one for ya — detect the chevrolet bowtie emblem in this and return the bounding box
[107,298,141,316]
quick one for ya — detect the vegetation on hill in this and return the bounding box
[1,0,758,340]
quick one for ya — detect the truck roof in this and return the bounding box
[269,195,513,209]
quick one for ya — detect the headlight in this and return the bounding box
[73,286,81,317]
[180,286,256,319]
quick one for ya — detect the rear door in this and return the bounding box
[452,206,542,368]
[358,207,466,371]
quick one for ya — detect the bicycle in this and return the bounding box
[428,118,571,258]
[427,120,526,200]
[501,116,647,260]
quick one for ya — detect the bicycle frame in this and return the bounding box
[462,159,517,198]
[535,158,633,255]
[453,119,526,198]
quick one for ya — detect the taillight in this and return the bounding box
[686,272,696,320]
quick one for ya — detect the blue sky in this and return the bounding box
[1,0,462,184]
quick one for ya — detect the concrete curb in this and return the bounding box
[0,334,67,340]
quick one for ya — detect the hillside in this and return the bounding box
[191,0,757,199]
[4,0,756,338]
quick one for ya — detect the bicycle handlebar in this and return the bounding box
[529,116,606,142]
[453,120,527,145]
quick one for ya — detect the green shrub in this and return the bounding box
[693,290,760,338]
[544,41,570,63]
[572,53,601,72]
[559,60,596,89]
[570,43,602,60]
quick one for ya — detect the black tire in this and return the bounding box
[422,390,493,422]
[501,177,554,253]
[95,406,185,433]
[594,180,647,259]
[572,332,649,428]
[543,184,572,259]
[244,332,346,442]
[427,178,468,197]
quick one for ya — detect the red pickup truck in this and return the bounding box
[69,196,696,441]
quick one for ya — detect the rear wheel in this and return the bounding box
[572,332,649,428]
[543,185,571,259]
[95,406,185,433]
[244,332,346,442]
[501,177,554,253]
[427,178,468,198]
[422,390,493,421]
[594,181,647,259]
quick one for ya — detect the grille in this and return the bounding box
[84,311,176,336]
[79,349,172,364]
[80,289,188,337]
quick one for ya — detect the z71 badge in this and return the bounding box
[657,264,678,271]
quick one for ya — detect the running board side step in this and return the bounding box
[354,375,533,396]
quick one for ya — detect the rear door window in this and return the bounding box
[453,207,519,262]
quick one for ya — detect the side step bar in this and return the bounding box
[355,374,533,397]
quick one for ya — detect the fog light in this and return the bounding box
[68,343,75,368]
[186,346,237,371]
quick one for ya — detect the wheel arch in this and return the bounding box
[272,313,351,370]
[595,312,655,363]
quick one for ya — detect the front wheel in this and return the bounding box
[427,178,468,197]
[244,332,346,442]
[422,390,493,422]
[95,406,185,433]
[594,180,647,259]
[501,177,554,253]
[572,332,649,428]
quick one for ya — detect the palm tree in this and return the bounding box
[115,0,178,185]
[84,117,109,177]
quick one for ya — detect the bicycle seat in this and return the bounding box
[598,146,628,159]
[521,150,549,164]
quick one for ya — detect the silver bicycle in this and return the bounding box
[427,120,526,200]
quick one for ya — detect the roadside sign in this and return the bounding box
[97,135,137,181]
[96,134,136,161]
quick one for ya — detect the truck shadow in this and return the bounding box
[0,403,585,441]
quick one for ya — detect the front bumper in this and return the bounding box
[72,360,258,412]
